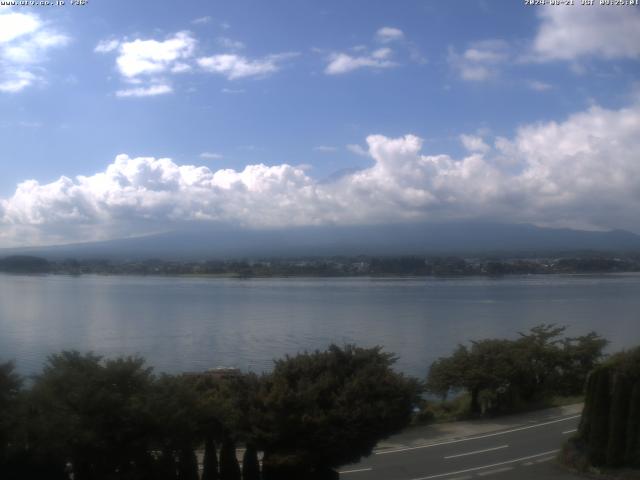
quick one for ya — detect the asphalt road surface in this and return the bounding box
[339,412,582,480]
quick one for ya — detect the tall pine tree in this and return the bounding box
[202,436,220,480]
[220,439,241,480]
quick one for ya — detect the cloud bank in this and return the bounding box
[1,99,640,246]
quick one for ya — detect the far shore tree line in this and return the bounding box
[1,253,640,277]
[0,325,635,479]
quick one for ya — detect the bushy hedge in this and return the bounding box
[0,344,419,479]
[577,347,640,468]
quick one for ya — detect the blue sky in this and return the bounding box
[0,0,639,246]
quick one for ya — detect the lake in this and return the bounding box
[1,273,639,377]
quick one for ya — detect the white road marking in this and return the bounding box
[534,456,555,463]
[444,445,509,459]
[446,476,472,480]
[410,449,559,480]
[339,467,373,474]
[376,415,579,455]
[562,429,577,435]
[477,466,513,476]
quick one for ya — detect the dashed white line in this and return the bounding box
[339,467,373,474]
[444,445,509,459]
[534,456,556,463]
[409,449,560,480]
[376,415,579,455]
[562,429,577,435]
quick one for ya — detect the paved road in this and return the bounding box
[339,410,583,480]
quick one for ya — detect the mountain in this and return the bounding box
[2,222,640,260]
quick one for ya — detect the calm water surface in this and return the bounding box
[1,273,639,377]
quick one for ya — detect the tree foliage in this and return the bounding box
[201,436,219,480]
[28,352,155,478]
[1,345,420,478]
[241,444,260,480]
[257,344,421,474]
[577,346,640,468]
[0,362,21,465]
[219,439,241,480]
[426,325,608,415]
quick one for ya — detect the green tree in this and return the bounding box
[28,351,155,479]
[257,344,420,476]
[576,346,640,469]
[177,447,199,480]
[560,332,608,395]
[427,340,520,414]
[242,444,260,480]
[513,324,566,401]
[425,346,468,401]
[0,362,22,469]
[625,382,640,466]
[148,374,203,478]
[606,374,632,466]
[201,436,219,480]
[586,368,611,466]
[427,325,608,416]
[219,439,241,480]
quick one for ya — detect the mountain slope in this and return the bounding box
[2,222,640,260]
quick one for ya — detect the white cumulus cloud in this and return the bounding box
[322,26,423,74]
[217,37,245,50]
[314,146,338,153]
[346,144,369,156]
[527,80,552,92]
[200,152,224,160]
[532,7,640,61]
[94,38,120,54]
[96,31,196,97]
[376,27,404,43]
[325,48,396,75]
[197,52,296,80]
[448,40,509,82]
[115,84,173,98]
[2,100,640,246]
[116,31,196,79]
[0,11,69,93]
[98,28,294,95]
[460,134,490,154]
[192,16,212,25]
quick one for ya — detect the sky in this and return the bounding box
[0,0,639,247]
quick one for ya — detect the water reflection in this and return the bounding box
[0,273,638,377]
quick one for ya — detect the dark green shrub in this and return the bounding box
[202,436,219,480]
[242,444,260,480]
[220,439,241,480]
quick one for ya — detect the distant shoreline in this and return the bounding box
[2,271,640,280]
[2,253,640,278]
